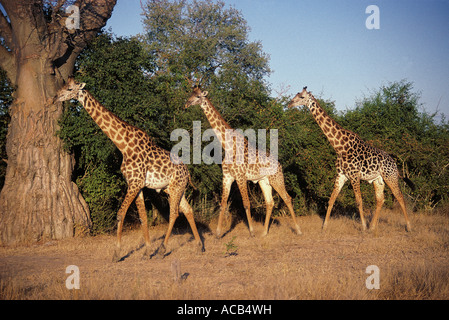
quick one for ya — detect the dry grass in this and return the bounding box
[1,208,448,300]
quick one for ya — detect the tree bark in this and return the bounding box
[0,0,116,244]
[0,65,91,244]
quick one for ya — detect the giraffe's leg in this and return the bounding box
[350,176,367,231]
[135,191,151,260]
[157,186,182,257]
[269,174,302,235]
[113,186,140,262]
[216,174,235,238]
[236,177,254,237]
[370,178,385,231]
[179,194,205,252]
[323,173,347,230]
[258,178,274,237]
[385,177,412,232]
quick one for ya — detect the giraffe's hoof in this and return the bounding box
[141,254,150,261]
[112,250,121,263]
[141,247,151,260]
[406,224,412,232]
[155,244,166,258]
[197,243,206,254]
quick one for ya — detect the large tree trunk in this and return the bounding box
[0,59,91,244]
[0,0,116,245]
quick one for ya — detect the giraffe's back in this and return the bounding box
[341,136,398,182]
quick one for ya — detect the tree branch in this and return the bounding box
[0,0,116,82]
[51,0,66,22]
[76,0,117,44]
[52,0,117,79]
[0,6,13,50]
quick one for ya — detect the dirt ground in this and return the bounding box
[1,209,448,300]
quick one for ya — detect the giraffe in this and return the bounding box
[288,87,413,232]
[56,78,204,262]
[185,86,302,237]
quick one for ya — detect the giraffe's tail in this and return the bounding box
[188,174,198,190]
[402,176,416,191]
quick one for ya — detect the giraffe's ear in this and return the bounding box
[202,91,208,97]
[79,83,86,89]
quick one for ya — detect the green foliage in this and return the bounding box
[141,0,270,84]
[76,163,125,234]
[223,235,238,257]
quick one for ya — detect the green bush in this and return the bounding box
[76,163,125,234]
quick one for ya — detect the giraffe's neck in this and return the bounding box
[78,90,133,152]
[306,97,354,152]
[200,98,233,149]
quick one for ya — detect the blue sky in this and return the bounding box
[106,0,449,118]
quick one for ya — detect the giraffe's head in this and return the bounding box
[56,77,86,102]
[185,86,208,109]
[288,86,311,109]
